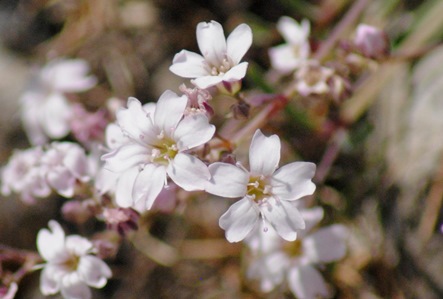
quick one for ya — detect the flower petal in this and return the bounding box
[219,197,258,242]
[105,123,127,150]
[78,255,112,288]
[65,235,93,256]
[46,168,76,198]
[247,252,289,292]
[205,162,248,198]
[221,62,249,82]
[40,92,72,139]
[37,220,65,262]
[48,59,97,92]
[132,164,166,210]
[192,75,224,89]
[102,143,147,173]
[300,206,324,233]
[249,129,280,176]
[303,224,348,263]
[269,44,306,73]
[174,114,215,150]
[277,17,310,46]
[167,153,210,191]
[227,24,252,65]
[169,50,208,78]
[196,21,226,66]
[154,90,187,132]
[261,198,305,241]
[271,162,316,200]
[60,273,91,299]
[287,265,329,299]
[40,265,61,295]
[115,167,139,208]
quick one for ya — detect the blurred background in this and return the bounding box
[1,0,443,298]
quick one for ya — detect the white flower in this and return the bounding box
[37,220,111,299]
[269,17,311,73]
[21,59,97,145]
[41,142,90,198]
[205,129,316,243]
[246,207,348,299]
[1,147,51,203]
[169,21,252,89]
[102,90,215,211]
[295,61,334,96]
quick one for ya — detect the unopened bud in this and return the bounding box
[354,24,389,59]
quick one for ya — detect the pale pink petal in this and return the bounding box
[65,235,93,256]
[46,168,76,198]
[132,164,166,210]
[117,97,157,144]
[219,197,258,242]
[303,224,348,263]
[102,143,147,173]
[49,59,97,92]
[226,24,252,64]
[78,255,111,288]
[169,50,208,78]
[41,92,71,139]
[205,162,248,198]
[105,123,127,150]
[192,75,224,89]
[221,62,249,82]
[60,273,91,299]
[271,162,316,200]
[249,129,280,176]
[115,167,139,208]
[40,266,60,295]
[37,220,65,261]
[196,21,226,66]
[62,146,89,182]
[154,90,187,132]
[261,198,305,241]
[173,114,215,150]
[167,153,210,191]
[287,265,329,299]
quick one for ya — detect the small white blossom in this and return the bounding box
[246,207,348,299]
[37,220,112,299]
[205,129,316,243]
[169,21,252,89]
[269,17,311,74]
[102,90,215,211]
[21,59,97,145]
[295,61,334,96]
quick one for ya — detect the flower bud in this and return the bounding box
[354,24,389,59]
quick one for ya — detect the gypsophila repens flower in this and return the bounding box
[205,129,316,242]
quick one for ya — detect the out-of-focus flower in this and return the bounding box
[269,17,311,74]
[102,207,139,236]
[61,200,95,224]
[354,24,389,59]
[1,147,50,203]
[205,129,316,243]
[102,91,215,211]
[169,21,252,89]
[36,220,111,299]
[295,61,334,96]
[70,104,108,146]
[41,142,90,198]
[246,207,348,299]
[21,59,97,145]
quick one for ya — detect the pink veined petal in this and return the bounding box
[169,50,208,78]
[192,75,224,89]
[196,21,227,66]
[78,255,112,289]
[303,224,348,264]
[60,273,91,299]
[40,92,72,139]
[271,162,316,201]
[132,164,167,210]
[37,220,66,262]
[102,143,148,173]
[226,23,252,65]
[167,153,210,191]
[249,129,281,176]
[46,168,76,198]
[173,114,215,150]
[287,265,329,299]
[65,235,93,256]
[40,266,61,295]
[154,90,187,133]
[221,62,249,82]
[116,97,157,144]
[205,162,248,198]
[219,197,259,243]
[115,167,139,208]
[260,198,305,241]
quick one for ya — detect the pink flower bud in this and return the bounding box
[354,24,389,59]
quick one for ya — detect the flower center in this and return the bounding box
[62,254,80,271]
[246,175,272,203]
[283,239,303,257]
[205,56,232,76]
[149,131,178,165]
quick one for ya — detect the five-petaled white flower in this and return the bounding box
[205,129,316,243]
[36,220,111,299]
[102,90,215,211]
[246,207,348,299]
[268,16,311,74]
[169,20,252,89]
[21,59,97,145]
